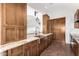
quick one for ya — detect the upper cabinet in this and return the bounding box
[0,3,27,44]
[74,9,79,28]
[16,4,26,26]
[43,14,49,34]
[6,4,16,25]
[48,20,54,33]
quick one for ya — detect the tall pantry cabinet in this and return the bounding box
[48,20,54,33]
[43,14,49,34]
[0,3,27,44]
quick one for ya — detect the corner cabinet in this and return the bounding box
[0,3,27,44]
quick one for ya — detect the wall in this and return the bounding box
[27,3,79,43]
[49,3,79,44]
[27,5,43,37]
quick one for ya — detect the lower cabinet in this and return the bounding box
[24,40,39,56]
[5,34,53,56]
[39,38,45,54]
[39,34,53,55]
[72,39,79,56]
[24,34,53,56]
[6,45,24,56]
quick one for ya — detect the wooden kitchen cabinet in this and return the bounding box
[39,34,53,55]
[48,20,54,33]
[39,38,46,53]
[0,3,27,44]
[24,40,39,56]
[72,39,79,56]
[17,27,26,40]
[48,20,52,33]
[16,4,26,26]
[24,34,53,56]
[6,45,24,56]
[4,34,53,56]
[43,14,49,34]
[5,27,16,43]
[5,4,16,25]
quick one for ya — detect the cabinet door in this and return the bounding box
[7,46,24,56]
[5,4,16,25]
[24,40,39,56]
[16,4,26,41]
[73,43,78,56]
[5,26,16,43]
[43,14,49,33]
[29,40,38,56]
[17,27,26,40]
[2,3,27,44]
[40,38,45,52]
[73,40,78,56]
[16,4,26,26]
[2,4,16,44]
[24,45,30,56]
[48,20,52,33]
[29,46,37,56]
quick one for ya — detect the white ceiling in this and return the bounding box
[27,3,79,22]
[28,3,54,14]
[28,3,79,13]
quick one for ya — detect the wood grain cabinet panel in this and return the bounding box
[72,39,79,56]
[39,34,53,55]
[6,35,53,56]
[29,40,39,56]
[5,4,16,25]
[17,28,26,40]
[16,4,26,26]
[24,40,39,56]
[5,27,16,43]
[24,45,30,56]
[43,14,49,34]
[0,3,27,44]
[7,45,24,56]
[48,20,54,33]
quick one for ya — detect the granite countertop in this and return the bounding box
[0,33,53,53]
[0,37,39,53]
